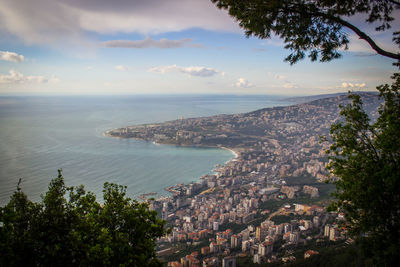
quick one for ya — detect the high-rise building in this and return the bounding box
[313,216,319,228]
[284,223,292,233]
[213,221,219,231]
[253,254,261,264]
[329,227,338,241]
[230,235,241,248]
[258,241,273,256]
[289,231,299,243]
[222,256,236,267]
[324,225,330,237]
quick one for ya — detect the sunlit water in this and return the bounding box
[0,95,293,204]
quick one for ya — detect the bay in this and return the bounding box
[0,95,293,205]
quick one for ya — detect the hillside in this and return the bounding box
[107,92,381,183]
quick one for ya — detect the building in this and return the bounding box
[168,261,183,267]
[258,241,273,256]
[324,224,330,237]
[242,240,251,252]
[283,223,292,233]
[201,246,210,255]
[303,220,312,230]
[213,221,219,231]
[255,226,267,241]
[180,257,189,267]
[313,216,319,228]
[209,242,218,253]
[289,231,299,243]
[295,204,304,212]
[304,250,319,259]
[222,256,236,267]
[253,254,262,264]
[202,257,219,267]
[329,227,338,241]
[230,234,241,248]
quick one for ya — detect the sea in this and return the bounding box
[0,95,294,205]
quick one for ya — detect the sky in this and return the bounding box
[0,0,398,95]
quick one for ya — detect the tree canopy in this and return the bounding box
[327,74,400,264]
[212,1,400,264]
[212,0,400,64]
[0,170,167,266]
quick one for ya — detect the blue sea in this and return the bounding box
[0,95,293,205]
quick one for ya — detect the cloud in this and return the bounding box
[103,37,195,49]
[0,51,25,62]
[340,82,367,89]
[0,69,54,84]
[148,65,221,77]
[0,0,239,46]
[268,72,299,88]
[0,0,84,46]
[87,66,93,70]
[235,78,254,88]
[114,65,128,71]
[283,82,298,89]
[179,66,221,77]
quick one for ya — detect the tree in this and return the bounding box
[212,1,400,263]
[326,74,400,265]
[0,179,40,266]
[0,170,167,266]
[212,0,400,64]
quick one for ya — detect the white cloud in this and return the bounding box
[148,65,177,74]
[235,78,254,88]
[0,69,25,83]
[114,65,128,71]
[0,51,25,62]
[87,66,93,70]
[283,82,298,89]
[148,65,222,77]
[103,37,195,49]
[340,82,367,89]
[180,66,220,77]
[0,69,55,84]
[0,0,239,46]
[268,72,298,88]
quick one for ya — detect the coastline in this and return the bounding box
[104,132,240,201]
[220,146,239,161]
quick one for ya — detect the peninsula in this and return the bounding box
[106,92,380,184]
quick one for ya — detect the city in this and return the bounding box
[107,92,381,266]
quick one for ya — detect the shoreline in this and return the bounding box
[220,146,239,161]
[104,132,240,201]
[105,130,239,159]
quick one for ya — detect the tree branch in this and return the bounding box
[284,4,400,60]
[388,0,400,6]
[325,14,400,60]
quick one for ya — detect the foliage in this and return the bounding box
[0,170,167,267]
[212,0,400,64]
[273,242,372,267]
[327,74,400,265]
